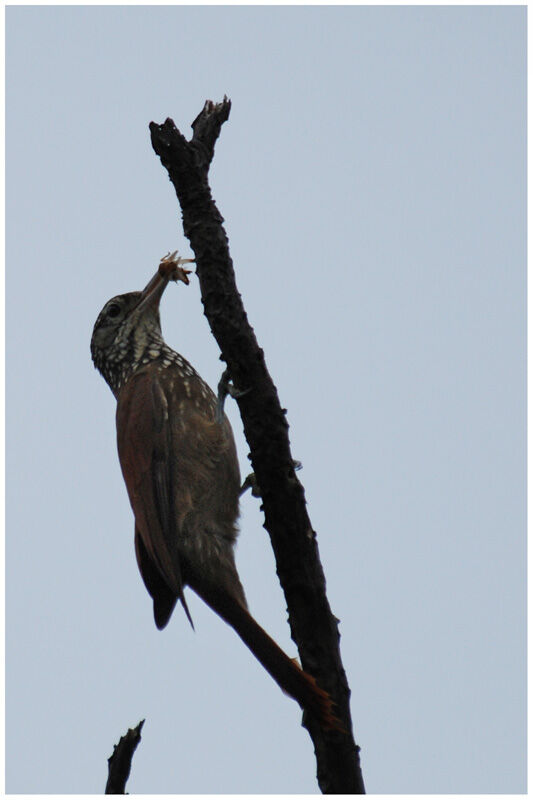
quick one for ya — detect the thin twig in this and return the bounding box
[105,719,145,794]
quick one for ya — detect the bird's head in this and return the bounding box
[91,255,193,396]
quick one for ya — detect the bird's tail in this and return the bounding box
[187,575,342,731]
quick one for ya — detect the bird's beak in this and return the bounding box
[136,254,195,314]
[136,270,168,314]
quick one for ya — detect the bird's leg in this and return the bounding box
[216,368,251,423]
[240,461,303,498]
[240,472,262,498]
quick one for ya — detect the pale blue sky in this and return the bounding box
[6,5,526,794]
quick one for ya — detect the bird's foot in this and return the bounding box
[216,368,251,423]
[240,461,302,498]
[240,472,262,497]
[159,250,195,285]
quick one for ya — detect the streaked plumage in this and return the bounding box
[90,259,338,728]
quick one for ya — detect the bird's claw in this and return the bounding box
[240,473,262,498]
[240,461,302,499]
[216,368,251,423]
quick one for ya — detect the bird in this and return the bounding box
[90,252,338,728]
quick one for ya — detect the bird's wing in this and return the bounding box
[116,367,194,628]
[134,525,177,629]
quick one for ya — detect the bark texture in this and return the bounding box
[149,99,365,794]
[105,719,144,794]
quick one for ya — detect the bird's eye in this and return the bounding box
[107,303,121,318]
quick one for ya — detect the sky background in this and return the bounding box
[6,5,526,795]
